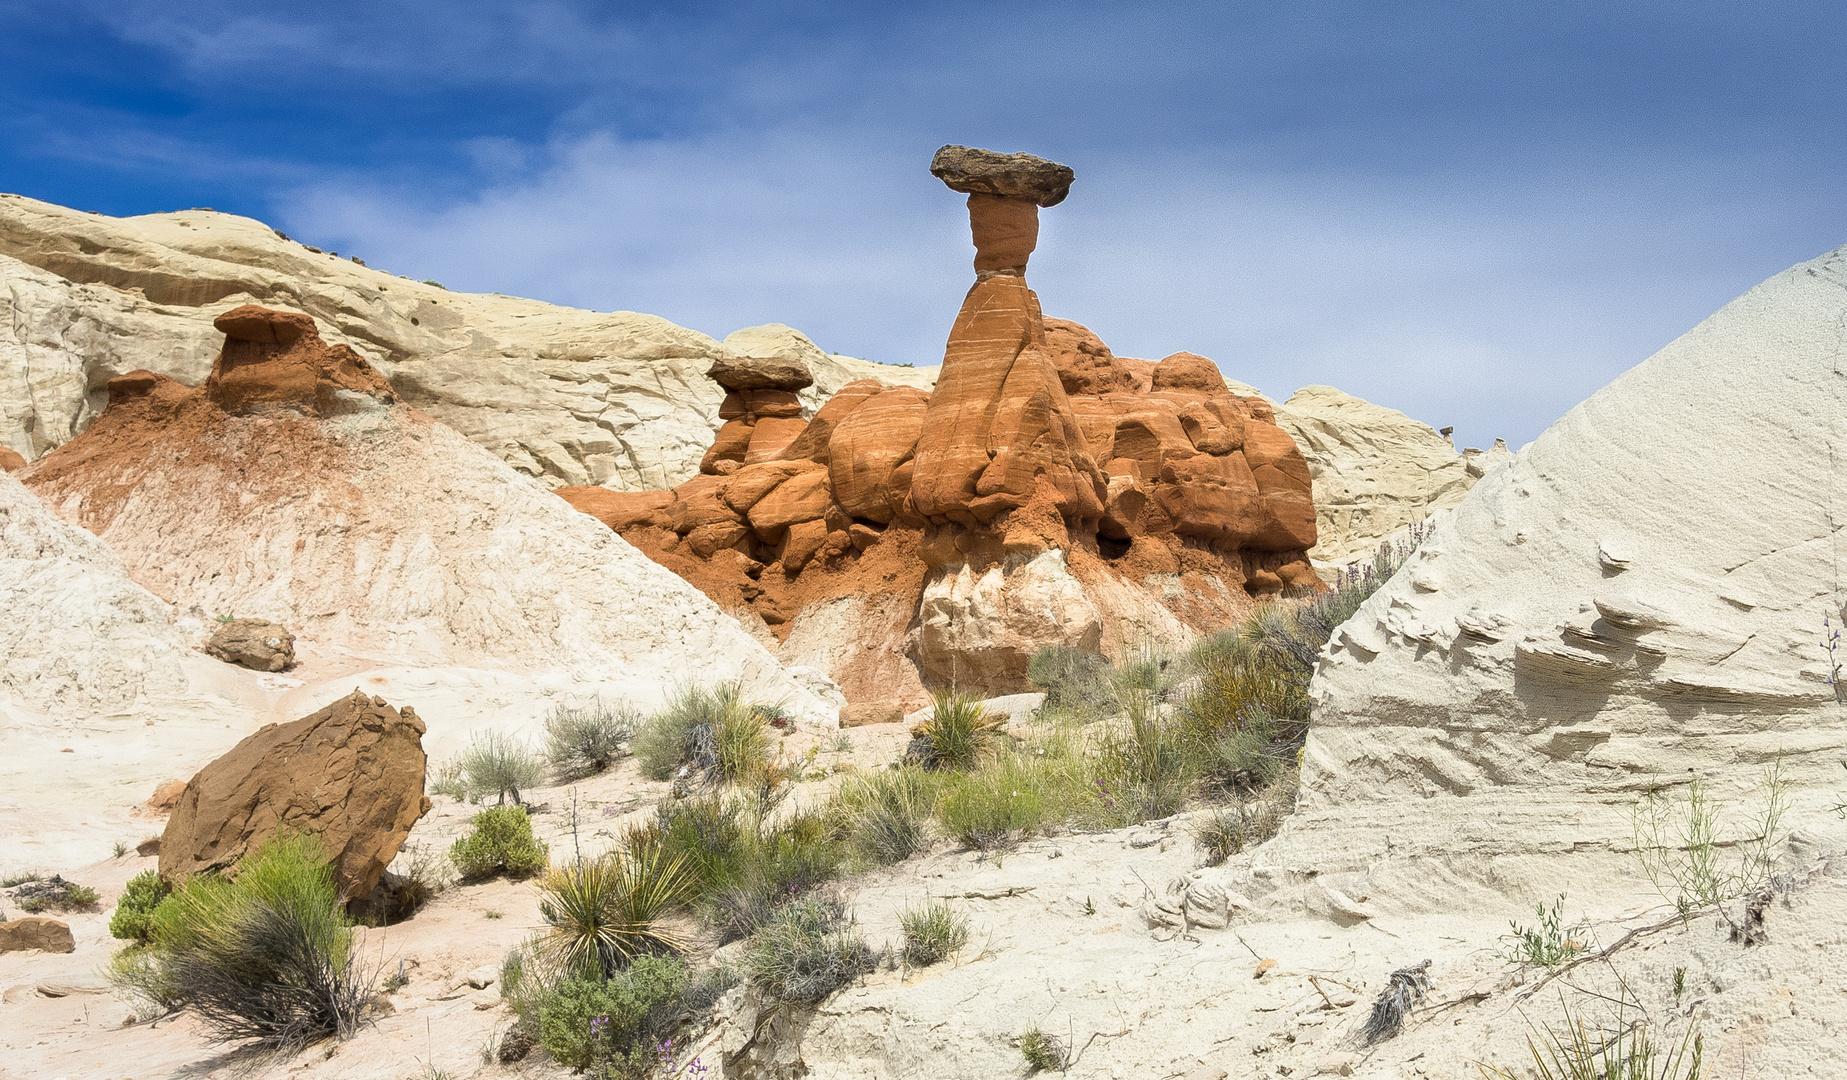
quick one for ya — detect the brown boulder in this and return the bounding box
[0,447,24,472]
[0,917,75,954]
[159,690,432,904]
[204,617,295,672]
[748,470,834,536]
[706,355,814,392]
[930,145,1075,207]
[839,702,903,728]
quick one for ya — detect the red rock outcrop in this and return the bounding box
[159,690,432,904]
[560,146,1319,702]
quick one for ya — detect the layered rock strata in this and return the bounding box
[1264,242,1847,896]
[16,305,843,718]
[0,192,931,487]
[563,147,1318,703]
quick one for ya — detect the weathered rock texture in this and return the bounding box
[562,150,1317,703]
[1266,242,1847,891]
[15,306,843,718]
[0,193,931,488]
[0,470,189,715]
[159,691,432,902]
[204,617,295,672]
[1273,384,1510,567]
[0,916,75,954]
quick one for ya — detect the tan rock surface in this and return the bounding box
[0,916,74,954]
[160,690,431,902]
[203,617,296,672]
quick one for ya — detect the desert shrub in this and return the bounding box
[1089,712,1196,826]
[652,794,844,941]
[746,895,878,1005]
[1028,645,1113,716]
[654,792,749,890]
[457,731,546,805]
[131,833,369,1047]
[545,699,638,781]
[427,759,467,801]
[535,956,688,1076]
[13,875,101,914]
[634,683,773,784]
[906,691,1005,771]
[109,870,170,943]
[829,767,942,868]
[899,900,967,967]
[1019,1024,1069,1073]
[536,847,695,979]
[450,805,549,881]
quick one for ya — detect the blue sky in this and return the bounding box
[4,1,1845,450]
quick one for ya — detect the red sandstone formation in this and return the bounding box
[561,146,1318,704]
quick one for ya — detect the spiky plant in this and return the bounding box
[536,847,695,979]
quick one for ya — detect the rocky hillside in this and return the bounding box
[0,192,1496,568]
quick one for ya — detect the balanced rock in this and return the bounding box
[159,690,432,903]
[0,916,75,954]
[204,617,295,672]
[706,355,814,392]
[1266,240,1847,892]
[930,145,1075,207]
[564,146,1317,702]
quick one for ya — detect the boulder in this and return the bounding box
[0,916,74,954]
[159,690,433,903]
[204,617,295,672]
[148,780,186,811]
[0,447,23,471]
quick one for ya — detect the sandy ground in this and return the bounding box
[5,738,1843,1080]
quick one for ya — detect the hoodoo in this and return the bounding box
[563,146,1319,704]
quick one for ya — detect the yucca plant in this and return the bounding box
[1478,998,1703,1079]
[907,691,1005,771]
[536,847,696,979]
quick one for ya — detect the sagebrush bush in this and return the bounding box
[899,899,968,967]
[450,805,549,881]
[536,848,694,978]
[458,731,547,805]
[746,895,878,1005]
[634,683,774,784]
[544,699,638,781]
[535,956,687,1075]
[109,869,170,943]
[115,833,369,1047]
[907,691,1004,771]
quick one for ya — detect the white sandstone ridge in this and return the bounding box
[1271,384,1510,567]
[0,470,189,714]
[16,305,843,722]
[1263,242,1847,898]
[0,192,932,489]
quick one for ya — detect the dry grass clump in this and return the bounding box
[898,899,968,967]
[746,894,879,1005]
[1018,1023,1069,1073]
[634,682,776,785]
[828,767,943,868]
